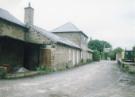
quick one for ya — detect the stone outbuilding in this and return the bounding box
[0,4,93,72]
[52,22,93,63]
[0,8,42,71]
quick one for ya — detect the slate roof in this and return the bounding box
[31,25,81,49]
[52,22,80,32]
[52,22,88,38]
[0,8,80,49]
[0,8,25,27]
[0,8,91,49]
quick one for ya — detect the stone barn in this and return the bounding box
[27,25,81,70]
[52,22,93,63]
[0,4,93,72]
[0,8,41,72]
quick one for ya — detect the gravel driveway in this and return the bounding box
[0,61,135,97]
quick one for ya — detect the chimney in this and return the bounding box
[24,3,34,26]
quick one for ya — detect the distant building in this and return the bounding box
[124,50,134,62]
[0,4,93,72]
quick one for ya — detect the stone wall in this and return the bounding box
[26,27,51,44]
[0,19,26,41]
[0,20,41,71]
[81,51,87,62]
[53,32,88,50]
[50,44,81,70]
[89,52,93,61]
[52,31,93,63]
[53,32,81,46]
[50,44,92,71]
[80,35,88,50]
[118,60,135,74]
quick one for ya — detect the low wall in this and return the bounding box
[118,60,135,74]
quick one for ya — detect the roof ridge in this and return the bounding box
[52,22,81,32]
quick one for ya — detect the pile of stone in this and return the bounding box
[16,67,29,73]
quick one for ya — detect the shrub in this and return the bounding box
[124,64,129,71]
[36,66,53,73]
[0,67,6,79]
[80,59,84,63]
[93,50,100,61]
[86,59,92,63]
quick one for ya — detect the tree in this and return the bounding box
[132,46,135,62]
[93,50,101,61]
[88,40,112,52]
[108,51,116,60]
[133,46,135,51]
[109,47,123,60]
[88,39,112,60]
[88,40,102,52]
[113,47,123,54]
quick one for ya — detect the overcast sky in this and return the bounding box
[0,0,135,49]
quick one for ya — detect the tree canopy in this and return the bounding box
[113,47,123,54]
[88,39,112,52]
[108,47,123,60]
